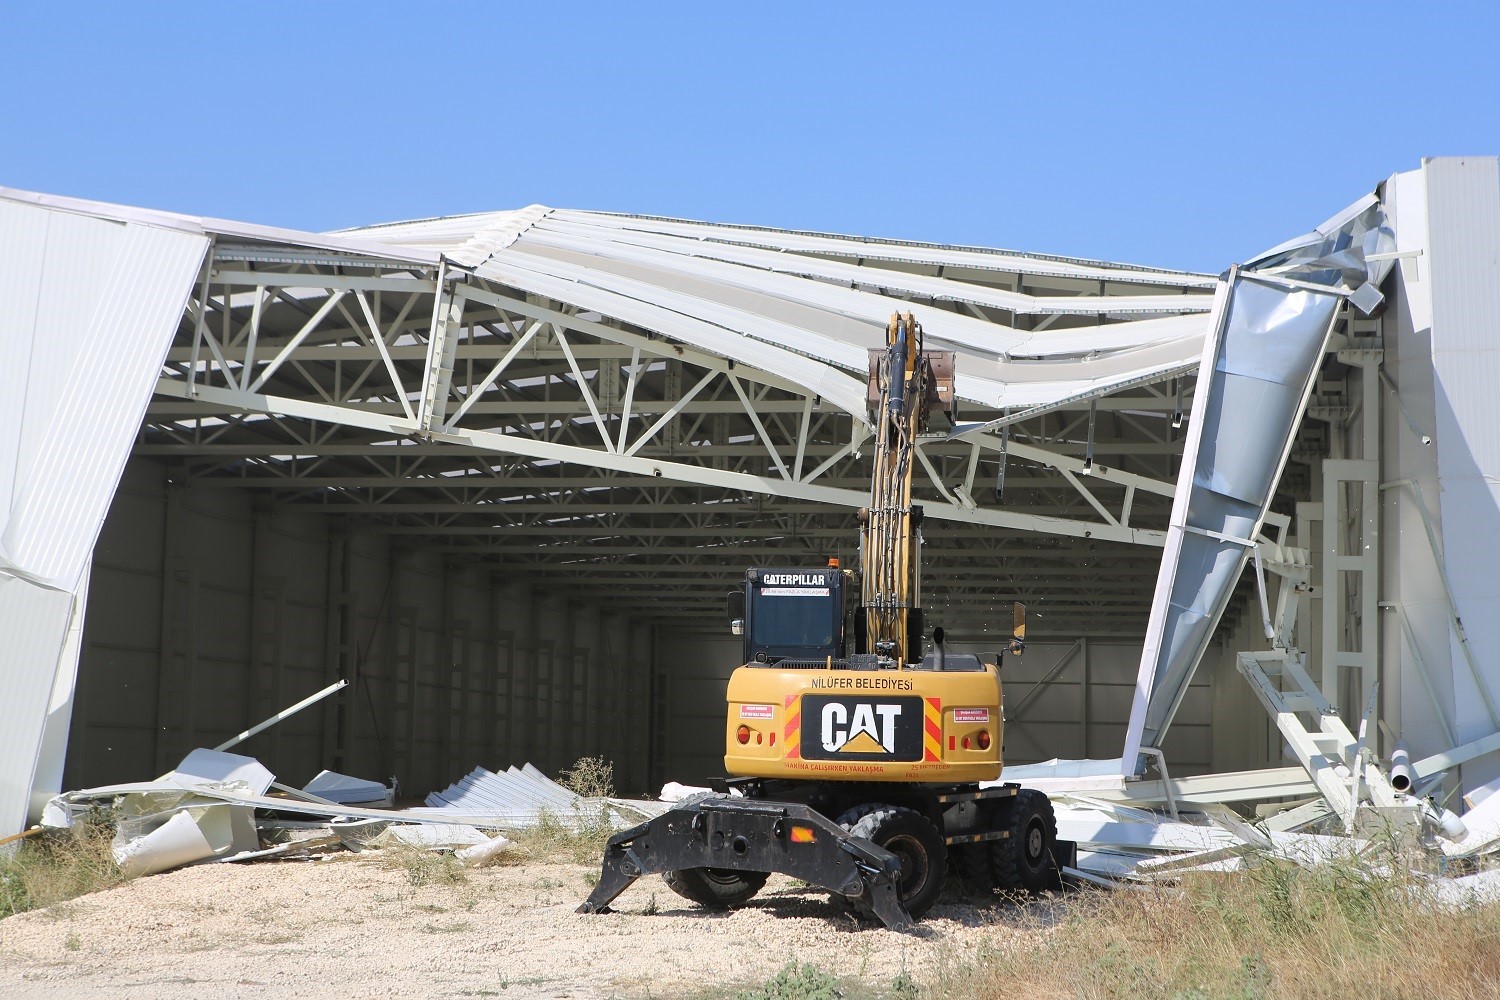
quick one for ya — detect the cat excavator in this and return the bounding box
[579,313,1069,930]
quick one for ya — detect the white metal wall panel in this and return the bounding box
[1379,167,1456,768]
[1423,157,1500,791]
[29,567,90,818]
[3,225,207,589]
[0,577,76,838]
[0,199,208,835]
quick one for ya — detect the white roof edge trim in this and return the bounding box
[0,186,441,267]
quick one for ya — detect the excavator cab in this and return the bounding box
[729,566,848,666]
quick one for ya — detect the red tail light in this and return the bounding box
[737,725,751,745]
[977,729,992,751]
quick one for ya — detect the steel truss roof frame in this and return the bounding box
[0,185,1233,646]
[127,205,1222,638]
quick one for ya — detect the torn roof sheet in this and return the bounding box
[0,184,1219,417]
[340,206,1219,413]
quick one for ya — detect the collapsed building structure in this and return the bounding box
[3,157,1499,855]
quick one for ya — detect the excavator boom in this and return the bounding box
[861,313,953,665]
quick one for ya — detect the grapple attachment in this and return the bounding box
[577,795,916,931]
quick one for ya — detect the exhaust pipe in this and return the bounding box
[1390,741,1412,793]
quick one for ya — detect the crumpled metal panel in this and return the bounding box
[1122,274,1343,773]
[1121,190,1401,775]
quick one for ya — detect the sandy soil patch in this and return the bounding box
[0,855,1055,998]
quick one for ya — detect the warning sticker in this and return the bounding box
[761,587,829,597]
[739,704,775,720]
[953,708,990,724]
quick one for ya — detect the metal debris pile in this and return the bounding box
[988,752,1500,906]
[43,749,664,880]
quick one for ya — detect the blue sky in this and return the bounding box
[2,3,1496,272]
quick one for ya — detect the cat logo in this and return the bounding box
[801,695,922,761]
[821,702,902,754]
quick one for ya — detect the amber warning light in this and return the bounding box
[790,826,816,844]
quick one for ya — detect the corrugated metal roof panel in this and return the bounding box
[0,186,441,266]
[550,209,1218,286]
[533,215,1216,316]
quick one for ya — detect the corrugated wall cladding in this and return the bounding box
[1423,157,1500,789]
[0,200,206,835]
[66,459,657,797]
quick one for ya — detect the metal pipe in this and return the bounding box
[214,679,349,752]
[1390,740,1413,793]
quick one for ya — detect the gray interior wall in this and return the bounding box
[66,458,655,798]
[653,630,1214,786]
[1206,612,1281,774]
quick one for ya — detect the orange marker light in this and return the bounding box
[790,826,816,844]
[737,725,751,745]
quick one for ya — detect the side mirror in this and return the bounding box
[1009,602,1026,656]
[727,590,745,635]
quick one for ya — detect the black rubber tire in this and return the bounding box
[955,842,996,896]
[662,791,769,909]
[991,788,1057,896]
[663,866,770,909]
[848,805,947,919]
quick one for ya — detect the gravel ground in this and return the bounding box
[0,854,1057,999]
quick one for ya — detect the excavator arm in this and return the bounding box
[860,313,953,666]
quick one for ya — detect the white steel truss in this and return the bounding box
[142,239,1213,635]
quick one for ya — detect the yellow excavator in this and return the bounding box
[580,314,1067,930]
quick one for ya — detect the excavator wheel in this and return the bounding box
[832,804,946,920]
[663,866,770,909]
[662,792,769,909]
[991,788,1057,896]
[954,843,996,896]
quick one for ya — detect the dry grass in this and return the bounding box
[507,755,620,865]
[558,755,615,799]
[376,843,470,888]
[931,847,1500,1000]
[0,824,124,918]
